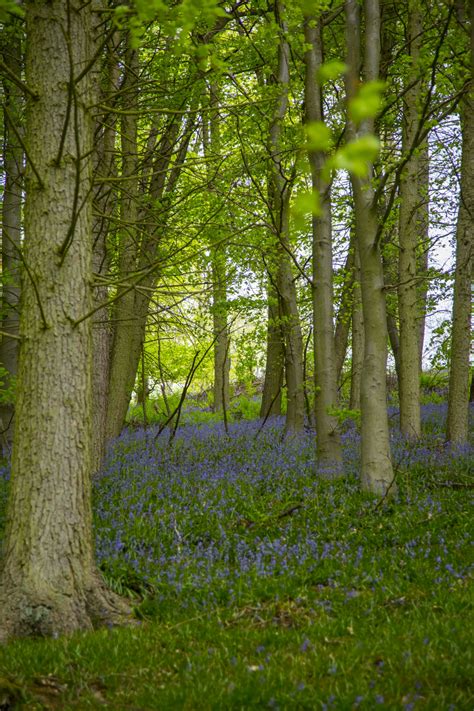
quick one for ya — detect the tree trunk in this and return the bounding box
[269,0,304,435]
[91,19,119,471]
[334,232,356,386]
[345,0,395,495]
[204,82,230,413]
[212,249,230,412]
[398,1,426,439]
[446,0,473,444]
[0,0,129,642]
[260,285,284,418]
[105,36,140,442]
[386,309,401,388]
[0,21,23,453]
[416,143,429,370]
[349,242,364,411]
[276,220,305,435]
[304,16,342,470]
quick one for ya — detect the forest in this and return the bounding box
[0,0,472,707]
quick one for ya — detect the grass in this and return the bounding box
[0,403,472,709]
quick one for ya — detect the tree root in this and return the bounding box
[0,575,134,644]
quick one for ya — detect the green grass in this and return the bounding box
[0,580,471,709]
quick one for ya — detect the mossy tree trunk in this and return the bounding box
[0,0,129,642]
[104,35,140,443]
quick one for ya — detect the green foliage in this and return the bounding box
[298,0,332,16]
[230,395,261,421]
[113,0,226,49]
[292,190,321,229]
[348,80,386,125]
[0,367,16,406]
[305,121,332,152]
[327,405,361,428]
[428,319,452,370]
[0,0,23,21]
[317,60,348,84]
[325,135,381,179]
[234,328,264,392]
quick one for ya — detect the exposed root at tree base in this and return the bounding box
[0,575,135,644]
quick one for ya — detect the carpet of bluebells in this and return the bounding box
[90,404,472,614]
[0,402,472,709]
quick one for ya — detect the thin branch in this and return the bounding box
[2,227,49,329]
[0,58,39,100]
[3,104,44,188]
[0,330,21,341]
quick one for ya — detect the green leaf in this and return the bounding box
[349,80,386,124]
[0,0,24,21]
[299,0,332,15]
[317,60,347,84]
[305,121,332,152]
[292,190,322,230]
[325,135,380,178]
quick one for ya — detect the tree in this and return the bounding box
[398,0,429,439]
[260,284,284,419]
[0,0,128,641]
[269,0,304,435]
[304,13,342,471]
[344,0,395,495]
[446,0,473,444]
[202,81,231,414]
[91,14,120,472]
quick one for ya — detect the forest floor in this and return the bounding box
[0,403,472,709]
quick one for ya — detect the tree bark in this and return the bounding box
[334,232,356,386]
[398,1,427,439]
[105,36,140,442]
[304,16,342,470]
[349,241,364,411]
[91,17,119,472]
[0,0,129,642]
[0,20,23,453]
[260,283,284,418]
[345,0,395,494]
[446,0,473,444]
[204,82,230,413]
[269,0,304,435]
